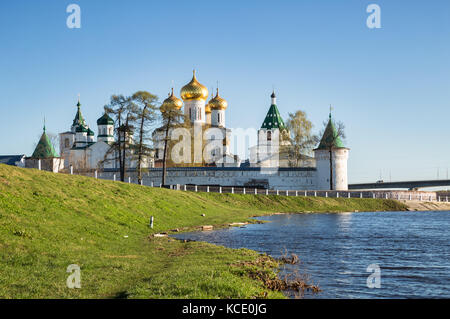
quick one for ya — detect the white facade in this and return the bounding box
[60,101,152,171]
[97,167,317,190]
[314,148,349,191]
[205,112,212,126]
[97,124,114,143]
[211,109,226,127]
[185,99,206,124]
[59,132,75,168]
[75,131,88,147]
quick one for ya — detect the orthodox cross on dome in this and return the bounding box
[329,104,333,119]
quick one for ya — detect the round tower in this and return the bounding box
[314,112,349,190]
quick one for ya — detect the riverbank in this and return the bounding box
[0,164,407,298]
[403,200,450,211]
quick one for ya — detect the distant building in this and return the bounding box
[152,72,239,168]
[58,99,153,172]
[0,155,26,167]
[25,70,349,190]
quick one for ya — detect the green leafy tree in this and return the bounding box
[285,110,318,167]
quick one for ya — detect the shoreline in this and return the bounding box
[403,200,450,211]
[170,208,450,299]
[0,164,413,298]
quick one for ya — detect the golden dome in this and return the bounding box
[205,93,214,113]
[161,88,183,112]
[209,88,228,110]
[180,70,209,101]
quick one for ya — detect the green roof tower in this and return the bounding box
[313,109,349,191]
[261,92,286,130]
[31,123,59,158]
[97,112,115,143]
[316,112,345,150]
[71,98,86,131]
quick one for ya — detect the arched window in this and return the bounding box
[267,131,272,141]
[64,138,70,148]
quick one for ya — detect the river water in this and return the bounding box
[173,211,449,298]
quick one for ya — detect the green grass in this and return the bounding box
[0,164,407,298]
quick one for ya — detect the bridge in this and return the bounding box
[349,180,450,190]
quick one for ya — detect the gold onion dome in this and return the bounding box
[161,88,183,112]
[180,70,209,101]
[205,92,214,113]
[209,88,228,110]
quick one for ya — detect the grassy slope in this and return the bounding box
[0,164,406,298]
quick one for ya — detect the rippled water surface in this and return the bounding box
[174,211,450,298]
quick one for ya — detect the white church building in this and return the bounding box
[59,99,153,172]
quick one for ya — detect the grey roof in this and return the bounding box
[0,155,26,166]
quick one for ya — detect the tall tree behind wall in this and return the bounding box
[130,91,158,185]
[285,110,318,167]
[103,95,136,182]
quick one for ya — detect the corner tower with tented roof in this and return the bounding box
[313,112,349,190]
[26,122,64,173]
[31,124,59,159]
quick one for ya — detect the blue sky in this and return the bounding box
[0,0,449,183]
